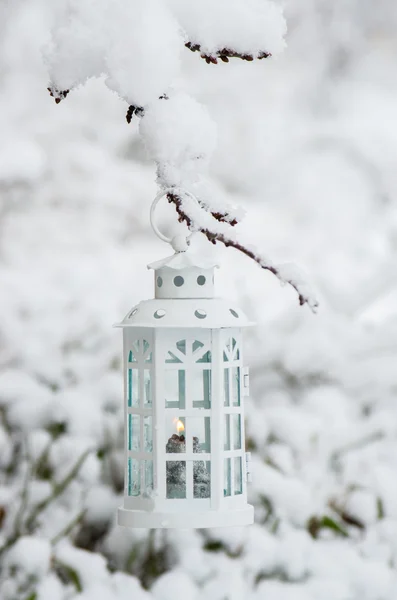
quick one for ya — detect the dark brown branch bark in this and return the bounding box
[48,87,69,104]
[168,192,238,227]
[126,105,145,123]
[185,42,271,64]
[167,192,318,311]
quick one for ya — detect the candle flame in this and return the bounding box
[175,419,185,434]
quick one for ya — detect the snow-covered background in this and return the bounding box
[1,0,397,598]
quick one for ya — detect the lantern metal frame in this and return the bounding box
[115,193,254,529]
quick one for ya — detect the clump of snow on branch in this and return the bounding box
[44,0,107,91]
[104,0,182,106]
[45,0,182,106]
[166,0,286,56]
[45,0,286,102]
[139,92,217,187]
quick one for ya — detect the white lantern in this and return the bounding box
[116,199,254,529]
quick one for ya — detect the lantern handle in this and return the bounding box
[150,189,196,252]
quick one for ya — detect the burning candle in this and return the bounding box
[166,418,186,453]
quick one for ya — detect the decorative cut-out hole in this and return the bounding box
[165,351,182,363]
[194,309,207,319]
[174,276,184,287]
[128,308,138,318]
[157,276,163,288]
[230,309,239,318]
[197,275,206,286]
[154,309,166,319]
[176,340,187,354]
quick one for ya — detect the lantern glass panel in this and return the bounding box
[193,460,211,498]
[192,370,211,409]
[234,457,243,495]
[144,370,152,407]
[166,351,183,363]
[224,414,231,451]
[166,339,186,363]
[128,349,137,363]
[127,369,140,408]
[143,416,153,452]
[129,340,141,362]
[232,414,241,450]
[176,340,187,354]
[232,337,240,360]
[224,369,230,407]
[144,460,153,495]
[190,416,211,453]
[127,458,140,496]
[231,367,240,407]
[224,458,232,497]
[128,414,140,451]
[165,370,186,409]
[193,340,211,363]
[166,461,186,498]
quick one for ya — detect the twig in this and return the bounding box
[126,94,169,123]
[47,87,69,104]
[328,499,365,531]
[51,509,86,546]
[185,42,271,64]
[330,431,384,465]
[126,105,145,123]
[0,448,93,558]
[12,454,32,538]
[24,448,93,534]
[167,192,318,311]
[169,192,238,227]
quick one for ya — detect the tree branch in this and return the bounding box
[48,38,272,108]
[185,42,271,64]
[51,509,86,546]
[167,192,318,311]
[24,448,93,534]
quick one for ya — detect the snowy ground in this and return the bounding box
[1,1,397,599]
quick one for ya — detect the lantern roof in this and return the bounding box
[115,249,253,328]
[148,252,219,272]
[116,297,253,329]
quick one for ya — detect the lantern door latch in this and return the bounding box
[245,452,252,483]
[243,367,250,397]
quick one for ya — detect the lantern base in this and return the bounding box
[117,505,254,529]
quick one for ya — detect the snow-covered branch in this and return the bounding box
[185,41,271,64]
[44,0,286,108]
[42,1,317,311]
[167,191,319,311]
